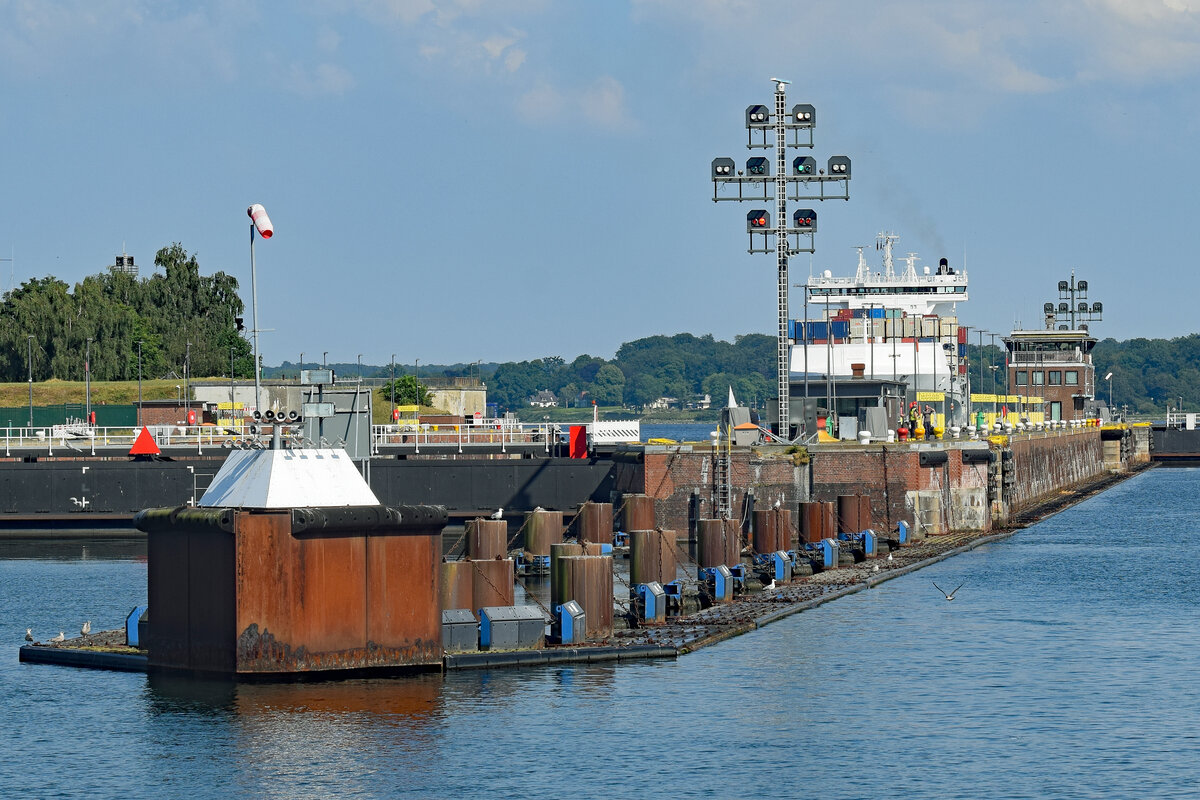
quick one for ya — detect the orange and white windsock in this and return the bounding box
[247,204,274,238]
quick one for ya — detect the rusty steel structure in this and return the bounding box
[524,509,563,557]
[466,518,507,560]
[553,554,614,639]
[138,504,447,676]
[621,494,656,533]
[629,529,678,586]
[577,501,614,545]
[696,519,740,569]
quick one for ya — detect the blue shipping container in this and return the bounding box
[806,322,830,340]
[869,308,885,319]
[832,321,851,339]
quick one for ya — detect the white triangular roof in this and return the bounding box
[198,448,379,509]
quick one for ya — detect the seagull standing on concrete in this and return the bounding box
[887,552,893,562]
[51,632,65,643]
[81,620,91,636]
[491,508,503,520]
[25,628,33,642]
[933,582,964,601]
[763,579,776,592]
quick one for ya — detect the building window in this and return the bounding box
[1049,370,1062,385]
[1033,370,1044,386]
[1065,371,1079,386]
[1016,371,1028,386]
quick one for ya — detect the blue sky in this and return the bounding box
[1,0,1198,368]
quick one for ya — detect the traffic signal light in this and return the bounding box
[1078,280,1088,293]
[711,157,735,178]
[746,157,770,176]
[791,104,815,126]
[1078,302,1089,313]
[792,209,816,232]
[235,316,245,332]
[1091,302,1103,313]
[745,104,770,127]
[1043,303,1054,314]
[827,155,851,177]
[747,210,770,231]
[1058,302,1069,314]
[793,156,816,176]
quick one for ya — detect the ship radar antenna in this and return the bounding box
[854,246,868,282]
[877,232,899,279]
[902,253,919,281]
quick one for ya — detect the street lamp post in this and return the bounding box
[390,354,396,411]
[323,351,328,368]
[27,336,34,428]
[300,352,304,380]
[415,359,420,405]
[247,203,275,415]
[184,340,190,424]
[137,340,144,428]
[85,337,92,423]
[357,354,363,382]
[1105,371,1114,418]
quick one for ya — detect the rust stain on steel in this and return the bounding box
[578,501,613,545]
[837,495,861,535]
[466,518,507,560]
[471,558,515,610]
[233,509,441,674]
[775,508,794,552]
[621,495,656,532]
[560,554,614,638]
[752,509,776,554]
[629,529,677,586]
[440,560,475,613]
[524,510,563,557]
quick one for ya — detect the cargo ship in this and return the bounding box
[790,232,970,430]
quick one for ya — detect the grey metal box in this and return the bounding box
[479,606,545,651]
[441,609,478,653]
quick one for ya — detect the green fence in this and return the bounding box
[0,404,138,428]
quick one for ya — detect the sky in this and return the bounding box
[2,0,1199,369]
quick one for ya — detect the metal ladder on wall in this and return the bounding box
[714,428,732,519]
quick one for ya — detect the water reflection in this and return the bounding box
[0,536,146,562]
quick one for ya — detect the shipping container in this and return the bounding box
[869,308,885,319]
[852,308,868,319]
[957,327,968,344]
[958,343,967,356]
[850,319,866,339]
[872,320,885,338]
[831,320,851,339]
[903,318,917,338]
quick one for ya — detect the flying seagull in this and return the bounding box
[81,620,91,636]
[25,628,33,642]
[51,632,65,643]
[933,582,964,601]
[491,508,503,520]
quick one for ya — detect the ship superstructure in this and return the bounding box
[791,232,970,427]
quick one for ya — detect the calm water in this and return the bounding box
[3,468,1199,799]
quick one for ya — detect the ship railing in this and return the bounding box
[2,423,233,456]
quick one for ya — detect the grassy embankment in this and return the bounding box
[0,380,440,425]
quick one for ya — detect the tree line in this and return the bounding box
[0,244,252,383]
[0,250,1192,416]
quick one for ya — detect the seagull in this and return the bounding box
[51,632,65,643]
[25,628,33,642]
[763,578,776,592]
[887,552,894,562]
[81,620,91,636]
[491,507,503,520]
[872,564,880,573]
[933,581,964,601]
[773,497,782,508]
[534,506,544,512]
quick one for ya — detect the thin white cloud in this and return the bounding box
[517,75,634,131]
[285,62,356,96]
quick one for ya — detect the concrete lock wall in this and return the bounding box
[1003,430,1106,512]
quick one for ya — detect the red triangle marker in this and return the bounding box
[129,427,161,456]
